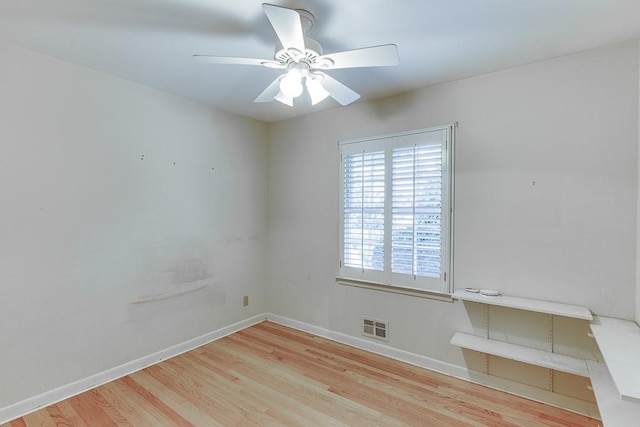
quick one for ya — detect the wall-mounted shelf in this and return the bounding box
[452,290,640,424]
[451,290,596,412]
[589,316,640,404]
[451,332,589,377]
[451,289,593,320]
[586,360,640,426]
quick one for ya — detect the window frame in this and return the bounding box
[337,124,455,299]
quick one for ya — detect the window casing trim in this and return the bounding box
[338,123,455,296]
[335,276,454,302]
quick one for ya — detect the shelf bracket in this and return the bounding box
[547,314,554,391]
[483,303,489,374]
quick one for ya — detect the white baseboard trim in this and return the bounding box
[0,314,266,425]
[265,313,600,419]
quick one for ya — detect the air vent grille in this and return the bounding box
[362,317,389,342]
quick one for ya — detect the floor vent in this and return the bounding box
[362,317,389,341]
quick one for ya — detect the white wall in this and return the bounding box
[267,42,638,404]
[0,41,267,408]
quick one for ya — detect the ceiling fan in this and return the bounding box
[193,3,399,107]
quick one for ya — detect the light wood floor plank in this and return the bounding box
[203,338,354,425]
[21,407,55,427]
[249,324,566,426]
[118,375,193,426]
[65,392,118,427]
[101,381,178,426]
[218,333,395,426]
[128,367,222,426]
[231,327,488,425]
[96,382,154,426]
[2,321,599,426]
[149,360,271,426]
[49,400,88,427]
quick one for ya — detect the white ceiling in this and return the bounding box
[1,0,639,123]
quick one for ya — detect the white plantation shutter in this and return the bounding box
[339,125,453,294]
[391,144,442,278]
[343,151,385,271]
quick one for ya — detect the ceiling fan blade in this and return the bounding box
[254,76,282,103]
[317,73,360,106]
[319,44,399,69]
[262,3,305,53]
[193,55,283,68]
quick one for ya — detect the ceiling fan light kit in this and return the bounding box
[306,74,330,105]
[279,66,304,98]
[194,3,399,108]
[274,90,293,106]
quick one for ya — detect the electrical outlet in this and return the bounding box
[243,295,249,307]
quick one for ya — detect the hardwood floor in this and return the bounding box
[4,321,598,426]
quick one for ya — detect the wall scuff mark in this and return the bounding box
[127,240,227,322]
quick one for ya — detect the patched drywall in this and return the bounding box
[0,41,267,408]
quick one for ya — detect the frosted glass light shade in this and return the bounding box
[306,77,330,105]
[279,69,303,98]
[274,90,294,106]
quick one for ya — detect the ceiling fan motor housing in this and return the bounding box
[272,8,331,69]
[296,9,314,33]
[274,37,323,65]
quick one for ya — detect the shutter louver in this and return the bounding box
[391,144,442,278]
[343,151,385,271]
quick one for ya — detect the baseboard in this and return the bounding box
[0,313,266,425]
[265,313,600,419]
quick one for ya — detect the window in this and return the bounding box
[339,125,454,295]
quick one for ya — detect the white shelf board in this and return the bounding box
[452,289,593,320]
[451,332,589,377]
[586,360,640,426]
[590,316,640,404]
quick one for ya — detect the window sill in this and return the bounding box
[335,277,453,302]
